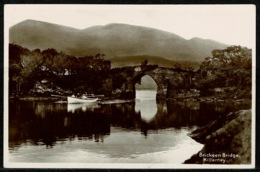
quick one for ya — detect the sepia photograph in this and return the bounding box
[4,4,255,168]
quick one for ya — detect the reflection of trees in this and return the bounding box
[100,100,209,131]
[66,111,110,138]
[9,99,251,148]
[141,99,251,129]
[101,102,141,129]
[9,100,110,148]
[146,100,202,129]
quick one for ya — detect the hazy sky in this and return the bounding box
[5,4,255,48]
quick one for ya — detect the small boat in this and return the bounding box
[67,96,98,104]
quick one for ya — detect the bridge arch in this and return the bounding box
[134,74,157,99]
[131,72,166,99]
[115,65,195,99]
[135,74,157,88]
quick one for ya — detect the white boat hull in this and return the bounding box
[67,97,98,104]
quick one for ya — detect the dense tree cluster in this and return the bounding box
[9,44,111,95]
[9,44,252,98]
[195,46,252,96]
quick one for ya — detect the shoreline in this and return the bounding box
[8,95,252,165]
[184,109,252,164]
[10,95,251,102]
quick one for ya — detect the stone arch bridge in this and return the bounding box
[108,65,196,99]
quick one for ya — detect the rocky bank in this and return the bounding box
[185,109,252,164]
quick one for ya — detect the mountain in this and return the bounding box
[9,19,228,67]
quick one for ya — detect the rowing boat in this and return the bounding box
[67,96,98,104]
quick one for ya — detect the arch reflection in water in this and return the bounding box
[134,74,158,122]
[67,103,100,113]
[135,99,157,122]
[9,99,252,163]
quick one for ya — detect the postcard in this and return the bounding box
[4,4,255,169]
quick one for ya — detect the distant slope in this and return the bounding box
[110,55,200,68]
[9,19,80,53]
[10,20,228,67]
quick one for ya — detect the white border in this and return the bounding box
[3,4,256,169]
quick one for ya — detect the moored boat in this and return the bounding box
[67,96,98,104]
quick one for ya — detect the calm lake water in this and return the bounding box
[8,91,251,164]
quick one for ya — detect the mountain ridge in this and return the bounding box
[9,19,228,67]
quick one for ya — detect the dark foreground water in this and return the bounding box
[8,93,251,164]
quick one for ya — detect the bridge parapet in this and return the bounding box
[110,65,196,99]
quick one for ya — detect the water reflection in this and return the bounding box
[9,98,251,149]
[135,99,157,122]
[67,103,100,113]
[9,97,251,163]
[9,100,110,148]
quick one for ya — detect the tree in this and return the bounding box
[196,46,252,90]
[9,43,113,95]
[9,44,31,95]
[16,51,44,94]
